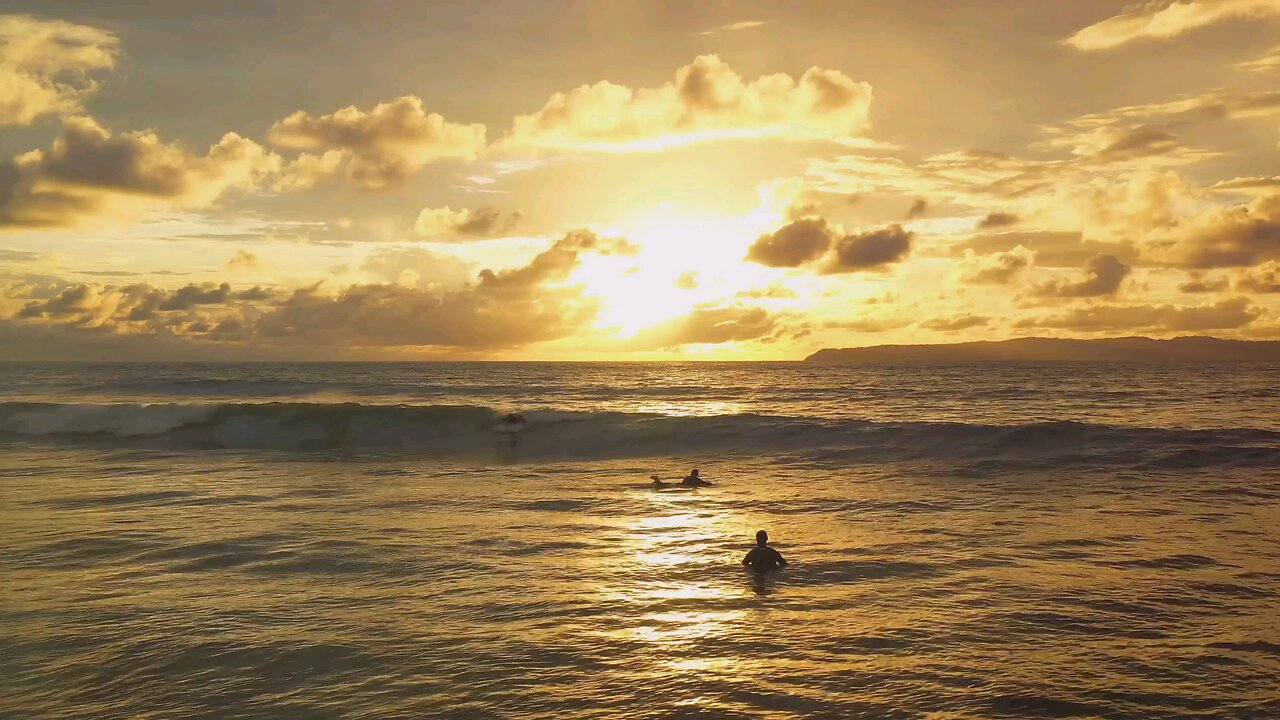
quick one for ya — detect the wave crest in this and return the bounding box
[2,401,1277,469]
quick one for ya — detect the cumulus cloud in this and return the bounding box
[252,232,631,349]
[920,314,990,331]
[625,305,777,349]
[1178,272,1229,293]
[413,206,523,239]
[745,217,913,273]
[675,271,698,290]
[1032,254,1131,298]
[824,224,913,272]
[959,245,1035,284]
[252,281,594,350]
[1065,0,1280,51]
[746,218,833,267]
[0,116,281,227]
[504,54,873,152]
[1235,260,1280,292]
[13,281,274,331]
[476,230,636,292]
[361,246,473,290]
[1166,193,1280,267]
[8,231,634,351]
[269,96,486,189]
[0,15,118,125]
[1016,297,1261,332]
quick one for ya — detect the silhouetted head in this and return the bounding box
[690,469,699,478]
[756,530,768,546]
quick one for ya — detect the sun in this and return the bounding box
[569,205,782,336]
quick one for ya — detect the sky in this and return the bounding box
[2,0,1280,360]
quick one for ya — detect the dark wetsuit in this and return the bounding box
[743,546,787,573]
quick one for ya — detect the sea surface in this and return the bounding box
[2,362,1279,719]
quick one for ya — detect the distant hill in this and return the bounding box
[804,337,1280,363]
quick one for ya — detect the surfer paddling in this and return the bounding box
[650,468,712,487]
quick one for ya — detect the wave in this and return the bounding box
[2,401,1278,469]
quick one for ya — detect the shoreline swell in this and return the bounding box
[3,401,1278,470]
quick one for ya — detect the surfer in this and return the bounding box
[680,468,711,486]
[743,530,787,573]
[648,469,711,488]
[496,412,527,448]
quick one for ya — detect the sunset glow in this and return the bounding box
[3,2,1280,360]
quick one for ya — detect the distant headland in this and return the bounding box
[804,337,1280,363]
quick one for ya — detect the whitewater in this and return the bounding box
[2,362,1278,718]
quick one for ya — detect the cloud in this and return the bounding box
[1016,297,1261,332]
[675,271,698,290]
[1167,193,1280,267]
[0,15,118,125]
[746,218,833,267]
[0,116,281,228]
[920,314,990,331]
[905,198,929,220]
[0,248,40,262]
[824,224,913,272]
[1235,260,1280,292]
[697,20,765,35]
[1237,45,1280,73]
[504,54,873,152]
[360,246,473,290]
[225,250,260,271]
[959,245,1035,284]
[1065,0,1280,51]
[252,233,631,349]
[13,281,273,330]
[413,206,523,239]
[1209,176,1280,195]
[1031,254,1131,297]
[1064,90,1280,132]
[9,231,633,352]
[476,230,636,292]
[252,281,595,350]
[269,96,486,189]
[1047,124,1185,162]
[822,316,913,332]
[736,284,796,299]
[625,305,777,348]
[978,212,1019,229]
[1178,272,1229,293]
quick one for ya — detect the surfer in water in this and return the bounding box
[743,530,787,573]
[496,412,527,449]
[650,468,712,488]
[680,468,711,486]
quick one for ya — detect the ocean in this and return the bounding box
[2,362,1278,719]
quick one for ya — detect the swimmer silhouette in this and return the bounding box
[496,412,527,451]
[649,469,712,487]
[743,530,787,573]
[680,468,711,486]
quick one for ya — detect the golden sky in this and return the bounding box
[2,0,1280,360]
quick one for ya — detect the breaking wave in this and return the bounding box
[3,401,1278,470]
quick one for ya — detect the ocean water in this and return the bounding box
[2,362,1278,719]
